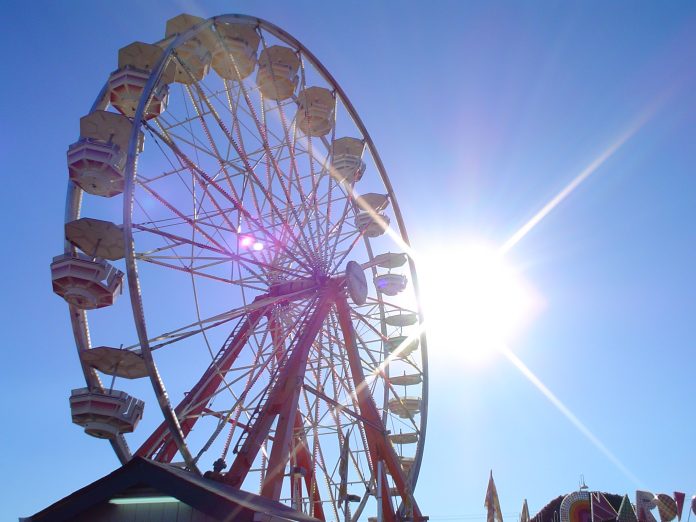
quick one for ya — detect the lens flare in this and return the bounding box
[419,241,542,366]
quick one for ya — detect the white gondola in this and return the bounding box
[331,137,366,183]
[118,41,172,81]
[108,41,173,119]
[65,218,125,261]
[373,252,408,269]
[296,87,334,137]
[355,211,389,238]
[385,335,419,358]
[390,373,423,386]
[387,397,422,418]
[51,253,123,309]
[389,432,419,445]
[80,110,144,152]
[67,138,126,197]
[164,14,212,83]
[70,387,144,439]
[374,273,408,296]
[67,111,144,197]
[353,193,390,213]
[385,312,418,327]
[211,21,260,80]
[80,347,148,379]
[108,67,169,120]
[256,45,299,100]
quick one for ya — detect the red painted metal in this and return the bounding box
[268,314,326,520]
[135,304,267,460]
[201,409,260,438]
[291,415,325,520]
[223,290,334,494]
[335,295,424,522]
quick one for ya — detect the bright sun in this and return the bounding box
[418,241,542,366]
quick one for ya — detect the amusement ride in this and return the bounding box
[51,13,428,522]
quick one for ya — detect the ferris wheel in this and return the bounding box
[51,13,428,522]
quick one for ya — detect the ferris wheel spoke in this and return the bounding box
[137,189,265,286]
[310,427,341,522]
[325,309,374,497]
[145,123,246,234]
[122,292,298,353]
[142,122,310,271]
[225,38,309,218]
[135,204,236,230]
[136,179,236,256]
[186,296,319,456]
[295,61,326,258]
[137,179,239,270]
[133,223,301,280]
[330,228,368,276]
[321,201,362,260]
[319,183,356,272]
[157,108,213,133]
[138,256,267,289]
[134,195,245,284]
[318,174,344,270]
[222,293,331,496]
[182,83,266,232]
[185,75,318,268]
[151,125,221,165]
[221,79,292,164]
[241,38,323,260]
[136,301,272,461]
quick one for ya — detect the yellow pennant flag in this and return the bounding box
[485,470,504,522]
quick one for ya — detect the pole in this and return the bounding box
[377,460,384,522]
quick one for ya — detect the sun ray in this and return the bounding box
[500,104,661,255]
[500,345,643,487]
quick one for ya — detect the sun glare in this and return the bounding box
[419,241,542,366]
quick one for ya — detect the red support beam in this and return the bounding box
[268,315,326,521]
[135,303,267,460]
[292,415,325,520]
[335,295,424,522]
[224,290,334,495]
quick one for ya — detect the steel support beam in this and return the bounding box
[335,295,424,522]
[135,303,267,460]
[224,290,334,494]
[268,314,326,520]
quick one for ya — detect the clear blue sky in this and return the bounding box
[2,1,696,520]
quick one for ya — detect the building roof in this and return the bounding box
[23,457,320,522]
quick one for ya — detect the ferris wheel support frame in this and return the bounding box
[267,315,326,520]
[135,302,270,460]
[124,13,427,483]
[63,12,429,520]
[335,295,422,522]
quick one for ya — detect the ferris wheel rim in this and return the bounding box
[65,11,429,511]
